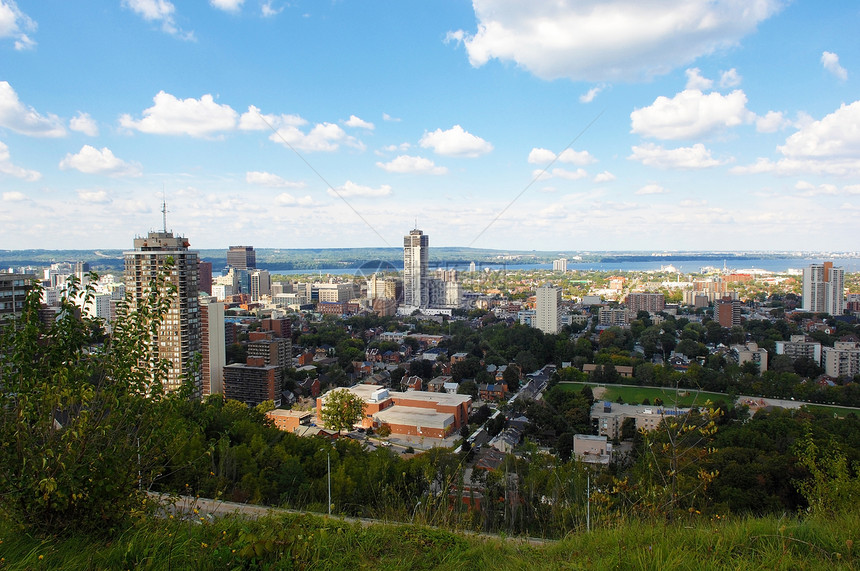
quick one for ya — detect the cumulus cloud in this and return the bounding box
[270,122,363,152]
[261,1,282,17]
[238,105,305,131]
[0,81,66,137]
[593,171,616,183]
[2,190,27,201]
[77,189,111,204]
[631,89,754,139]
[579,85,604,103]
[59,145,142,177]
[122,0,193,39]
[795,180,838,197]
[69,112,98,136]
[275,192,315,206]
[246,171,305,188]
[629,142,727,169]
[636,184,669,195]
[452,0,783,82]
[756,110,790,133]
[344,115,375,130]
[329,180,392,198]
[821,51,848,81]
[0,140,40,181]
[419,125,493,157]
[382,112,401,122]
[0,0,36,50]
[720,68,742,87]
[210,0,244,12]
[734,101,860,175]
[120,91,238,137]
[376,155,447,175]
[527,147,595,166]
[685,68,713,90]
[551,167,588,180]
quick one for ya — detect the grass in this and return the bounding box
[557,382,729,408]
[0,510,857,570]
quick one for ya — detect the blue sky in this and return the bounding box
[1,0,858,252]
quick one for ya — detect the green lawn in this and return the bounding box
[557,382,731,408]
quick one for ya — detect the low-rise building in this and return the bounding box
[591,402,690,440]
[573,434,612,464]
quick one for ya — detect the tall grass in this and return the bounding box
[0,509,856,569]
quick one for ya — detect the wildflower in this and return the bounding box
[38,555,44,560]
[201,542,208,548]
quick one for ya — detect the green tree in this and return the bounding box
[319,389,365,434]
[0,272,182,534]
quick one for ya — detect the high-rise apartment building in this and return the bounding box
[198,261,213,295]
[403,228,429,310]
[717,298,741,328]
[553,258,568,272]
[536,285,561,334]
[0,272,36,323]
[250,270,271,301]
[626,292,665,314]
[226,246,256,270]
[200,298,226,397]
[124,230,201,395]
[802,262,844,315]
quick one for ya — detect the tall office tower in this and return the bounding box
[198,261,213,295]
[200,298,226,396]
[803,262,845,315]
[536,284,561,334]
[403,228,429,310]
[124,229,201,396]
[250,270,271,301]
[226,246,256,270]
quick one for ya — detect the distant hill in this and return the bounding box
[0,248,820,274]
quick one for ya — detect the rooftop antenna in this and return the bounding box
[161,187,169,233]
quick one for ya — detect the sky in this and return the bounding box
[1,0,859,252]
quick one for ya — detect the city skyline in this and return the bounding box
[1,1,859,251]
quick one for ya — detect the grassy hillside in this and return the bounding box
[1,509,856,570]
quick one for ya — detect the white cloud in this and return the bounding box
[593,171,616,183]
[636,184,669,195]
[631,89,754,139]
[210,0,244,12]
[2,190,27,201]
[0,140,40,181]
[261,1,282,17]
[579,85,604,103]
[376,155,447,175]
[122,0,193,40]
[527,147,595,165]
[246,171,305,188]
[344,115,375,130]
[382,113,401,122]
[238,105,305,131]
[120,91,238,137]
[755,110,790,133]
[720,68,742,87]
[0,81,66,137]
[629,142,727,169]
[0,0,36,50]
[382,143,410,152]
[685,68,713,90]
[844,185,860,195]
[552,167,588,180]
[779,101,860,159]
[59,145,142,177]
[329,180,392,198]
[821,51,848,81]
[453,0,783,82]
[419,125,493,157]
[69,112,98,136]
[270,121,362,152]
[275,192,315,206]
[77,189,111,204]
[795,180,838,197]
